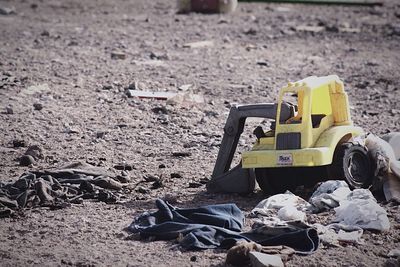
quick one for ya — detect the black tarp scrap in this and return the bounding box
[0,162,127,218]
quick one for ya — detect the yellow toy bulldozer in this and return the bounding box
[207,75,373,194]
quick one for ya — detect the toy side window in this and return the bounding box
[280,92,302,124]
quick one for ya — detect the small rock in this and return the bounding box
[388,249,400,258]
[33,103,43,111]
[158,164,166,168]
[244,28,257,35]
[172,152,191,157]
[151,106,168,114]
[111,51,126,60]
[13,139,26,148]
[325,25,339,32]
[96,131,107,139]
[178,84,192,91]
[30,3,38,9]
[249,251,284,267]
[24,145,43,160]
[65,127,80,134]
[0,6,16,15]
[149,51,169,60]
[151,180,163,189]
[256,61,270,67]
[190,256,197,262]
[137,186,149,194]
[188,182,202,188]
[170,173,182,179]
[102,84,113,90]
[115,175,130,184]
[5,106,13,114]
[40,30,50,37]
[143,175,159,182]
[19,155,35,166]
[113,163,134,171]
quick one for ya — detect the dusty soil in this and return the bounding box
[1,0,400,266]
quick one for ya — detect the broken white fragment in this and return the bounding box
[133,60,166,67]
[127,90,177,100]
[21,84,50,95]
[178,84,193,91]
[183,40,214,49]
[166,92,204,107]
[249,251,284,267]
[295,25,325,33]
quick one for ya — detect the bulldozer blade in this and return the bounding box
[206,164,256,193]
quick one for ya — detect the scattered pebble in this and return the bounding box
[0,6,16,15]
[19,155,35,166]
[96,131,107,139]
[183,40,214,49]
[137,186,149,194]
[24,145,43,160]
[188,182,202,188]
[170,173,182,179]
[151,179,163,189]
[33,103,43,111]
[115,175,130,183]
[12,139,26,148]
[114,163,134,171]
[5,106,13,114]
[111,51,126,60]
[388,249,400,258]
[172,152,191,157]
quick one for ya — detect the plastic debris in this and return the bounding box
[166,92,205,107]
[309,180,351,212]
[277,206,306,222]
[333,189,390,231]
[314,223,364,246]
[251,191,310,217]
[365,133,400,202]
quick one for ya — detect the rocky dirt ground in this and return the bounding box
[1,0,400,266]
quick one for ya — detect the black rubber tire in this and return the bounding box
[329,142,373,189]
[255,166,327,195]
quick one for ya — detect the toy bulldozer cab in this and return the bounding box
[207,75,373,194]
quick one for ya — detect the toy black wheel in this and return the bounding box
[255,166,326,195]
[330,142,373,189]
[255,168,295,195]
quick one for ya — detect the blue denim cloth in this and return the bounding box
[128,199,319,252]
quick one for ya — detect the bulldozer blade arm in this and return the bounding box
[207,164,256,193]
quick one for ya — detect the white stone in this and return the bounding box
[249,251,284,267]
